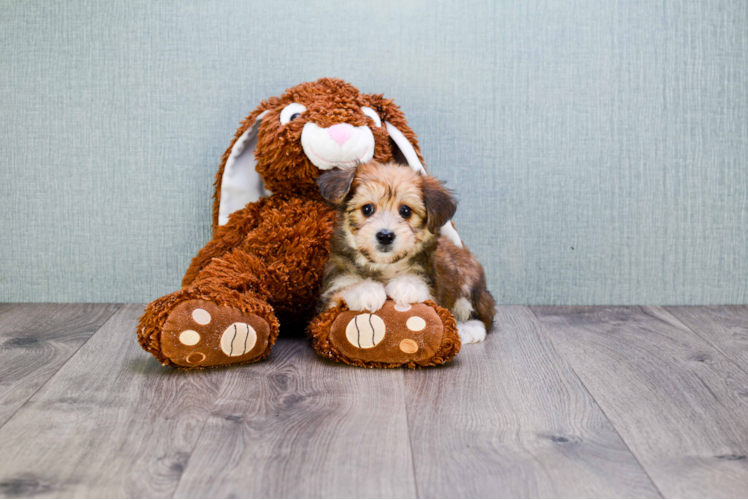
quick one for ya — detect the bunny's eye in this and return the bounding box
[361,204,375,216]
[361,106,381,127]
[280,103,307,125]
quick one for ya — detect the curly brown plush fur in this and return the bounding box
[138,78,436,368]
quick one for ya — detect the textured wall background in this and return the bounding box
[2,0,747,304]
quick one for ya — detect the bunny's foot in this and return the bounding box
[309,300,460,368]
[138,289,279,369]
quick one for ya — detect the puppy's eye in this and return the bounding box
[361,204,375,217]
[399,205,412,219]
[280,103,307,125]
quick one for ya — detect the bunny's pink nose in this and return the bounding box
[328,124,354,146]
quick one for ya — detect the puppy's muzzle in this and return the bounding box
[376,230,395,247]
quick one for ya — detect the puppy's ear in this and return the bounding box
[316,167,357,204]
[421,175,457,233]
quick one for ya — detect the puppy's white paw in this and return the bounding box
[341,281,387,312]
[451,297,474,322]
[385,276,431,306]
[457,320,487,344]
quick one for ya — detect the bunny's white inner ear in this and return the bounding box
[385,122,426,174]
[440,222,463,248]
[385,121,463,248]
[218,110,269,226]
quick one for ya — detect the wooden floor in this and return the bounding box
[0,304,746,498]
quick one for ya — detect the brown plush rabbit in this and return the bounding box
[138,78,462,369]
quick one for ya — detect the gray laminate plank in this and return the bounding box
[174,338,416,499]
[404,306,660,498]
[0,303,121,428]
[666,306,748,372]
[532,306,748,498]
[0,304,227,498]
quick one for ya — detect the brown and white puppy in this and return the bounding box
[316,161,495,344]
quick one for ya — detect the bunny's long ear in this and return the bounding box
[367,94,426,175]
[385,122,426,175]
[211,105,272,229]
[367,94,463,247]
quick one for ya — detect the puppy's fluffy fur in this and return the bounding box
[316,161,495,344]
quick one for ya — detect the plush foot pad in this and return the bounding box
[160,299,271,368]
[309,300,460,368]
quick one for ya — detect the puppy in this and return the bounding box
[316,161,495,344]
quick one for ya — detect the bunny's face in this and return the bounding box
[252,79,399,196]
[214,78,430,230]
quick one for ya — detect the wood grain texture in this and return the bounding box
[3,303,748,498]
[173,338,416,498]
[404,306,659,498]
[0,304,226,498]
[666,306,748,371]
[0,303,120,428]
[533,306,748,498]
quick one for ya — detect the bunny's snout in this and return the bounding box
[301,121,375,171]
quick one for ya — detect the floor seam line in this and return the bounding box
[662,306,748,377]
[169,338,305,497]
[401,370,420,499]
[168,339,258,499]
[0,303,125,433]
[168,366,236,499]
[527,306,667,499]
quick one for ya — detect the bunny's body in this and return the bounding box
[138,78,465,368]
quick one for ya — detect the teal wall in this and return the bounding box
[2,1,747,304]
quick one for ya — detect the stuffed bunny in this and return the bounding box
[138,78,461,368]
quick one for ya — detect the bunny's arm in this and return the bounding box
[181,200,265,286]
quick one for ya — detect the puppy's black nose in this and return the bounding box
[376,230,395,245]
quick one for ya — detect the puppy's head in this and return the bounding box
[317,161,457,264]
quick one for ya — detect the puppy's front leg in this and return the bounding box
[339,280,388,312]
[385,276,432,307]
